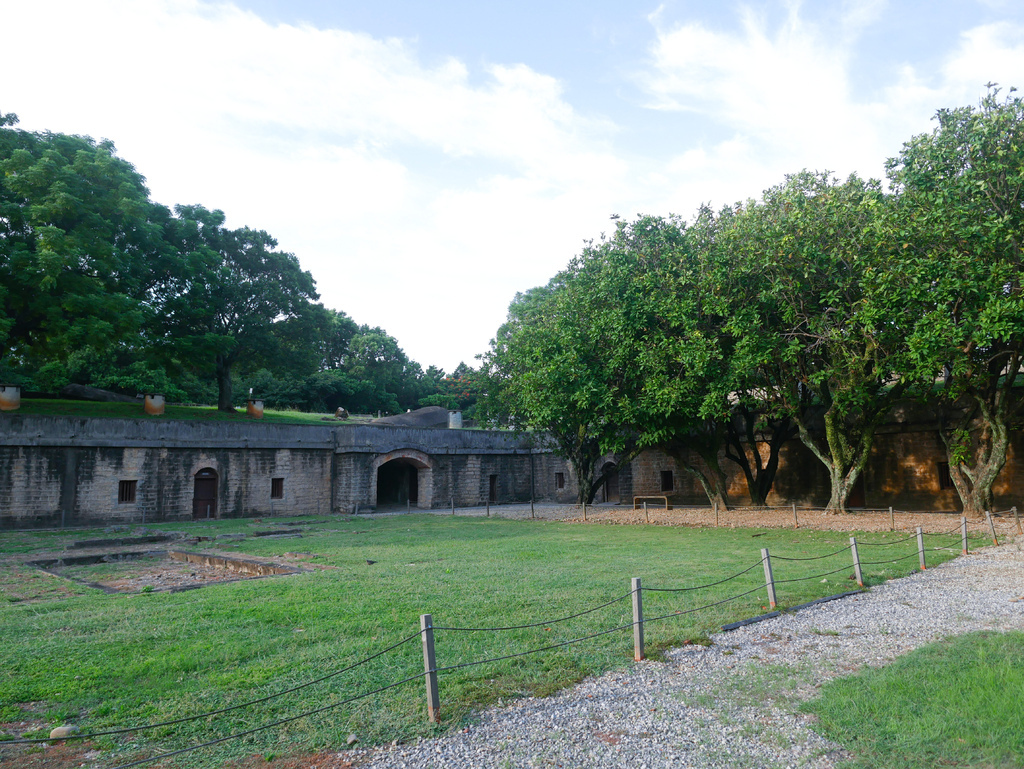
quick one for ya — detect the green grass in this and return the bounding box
[804,631,1024,769]
[0,515,961,766]
[2,398,372,425]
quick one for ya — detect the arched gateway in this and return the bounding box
[371,450,434,510]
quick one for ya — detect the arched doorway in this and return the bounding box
[377,458,419,507]
[601,462,620,504]
[193,468,218,519]
[371,450,433,510]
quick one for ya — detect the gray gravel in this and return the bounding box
[348,538,1023,769]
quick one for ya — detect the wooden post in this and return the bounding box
[792,502,799,529]
[643,501,649,524]
[530,498,535,519]
[850,537,863,587]
[714,501,719,528]
[485,497,490,517]
[420,614,440,723]
[451,497,455,515]
[961,516,969,556]
[1014,506,1022,535]
[582,500,587,521]
[986,511,998,546]
[631,577,644,661]
[407,499,411,514]
[916,527,926,570]
[889,506,895,532]
[761,548,777,609]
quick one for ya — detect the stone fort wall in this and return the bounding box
[0,414,1017,528]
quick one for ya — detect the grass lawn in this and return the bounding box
[804,630,1024,769]
[0,515,962,766]
[3,399,366,425]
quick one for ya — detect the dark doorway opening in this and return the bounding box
[377,459,419,507]
[488,474,498,503]
[193,468,218,520]
[602,463,620,504]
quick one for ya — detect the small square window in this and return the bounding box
[118,480,137,504]
[938,462,954,490]
[555,472,565,490]
[271,478,284,499]
[660,470,674,492]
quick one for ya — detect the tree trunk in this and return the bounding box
[724,410,796,506]
[794,405,873,513]
[215,354,235,412]
[671,438,729,511]
[941,397,1010,518]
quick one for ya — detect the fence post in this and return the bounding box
[407,499,411,514]
[961,516,969,556]
[420,614,440,723]
[643,501,649,524]
[850,537,863,587]
[792,503,799,529]
[761,548,777,609]
[631,577,644,661]
[916,527,926,570]
[531,498,535,519]
[986,511,998,546]
[714,501,719,528]
[1014,506,1022,535]
[451,497,455,515]
[582,500,587,521]
[486,497,490,517]
[889,506,895,532]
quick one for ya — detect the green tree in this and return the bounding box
[0,114,172,368]
[885,88,1024,516]
[720,171,907,511]
[156,204,319,411]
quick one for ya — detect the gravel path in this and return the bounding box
[350,538,1024,769]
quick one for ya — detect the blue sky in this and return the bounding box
[4,0,1024,371]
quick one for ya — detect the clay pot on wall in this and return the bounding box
[0,384,20,412]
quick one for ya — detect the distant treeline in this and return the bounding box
[0,113,481,416]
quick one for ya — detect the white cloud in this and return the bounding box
[637,3,1024,210]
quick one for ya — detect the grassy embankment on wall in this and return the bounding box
[0,515,962,766]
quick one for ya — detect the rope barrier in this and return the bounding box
[773,564,853,585]
[642,558,766,593]
[109,671,426,769]
[7,629,424,745]
[642,585,767,625]
[859,552,922,566]
[856,532,921,546]
[433,622,637,673]
[433,591,633,632]
[771,544,851,562]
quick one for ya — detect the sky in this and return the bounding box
[3,0,1024,372]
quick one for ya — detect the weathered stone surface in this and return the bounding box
[60,384,139,403]
[372,406,449,428]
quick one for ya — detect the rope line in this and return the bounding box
[642,585,766,625]
[7,630,423,745]
[856,532,920,546]
[433,591,633,632]
[771,545,851,562]
[108,671,425,769]
[433,622,636,673]
[642,558,766,593]
[860,552,921,566]
[773,564,853,585]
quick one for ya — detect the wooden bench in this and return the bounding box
[633,496,671,510]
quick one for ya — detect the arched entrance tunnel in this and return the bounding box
[376,457,424,508]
